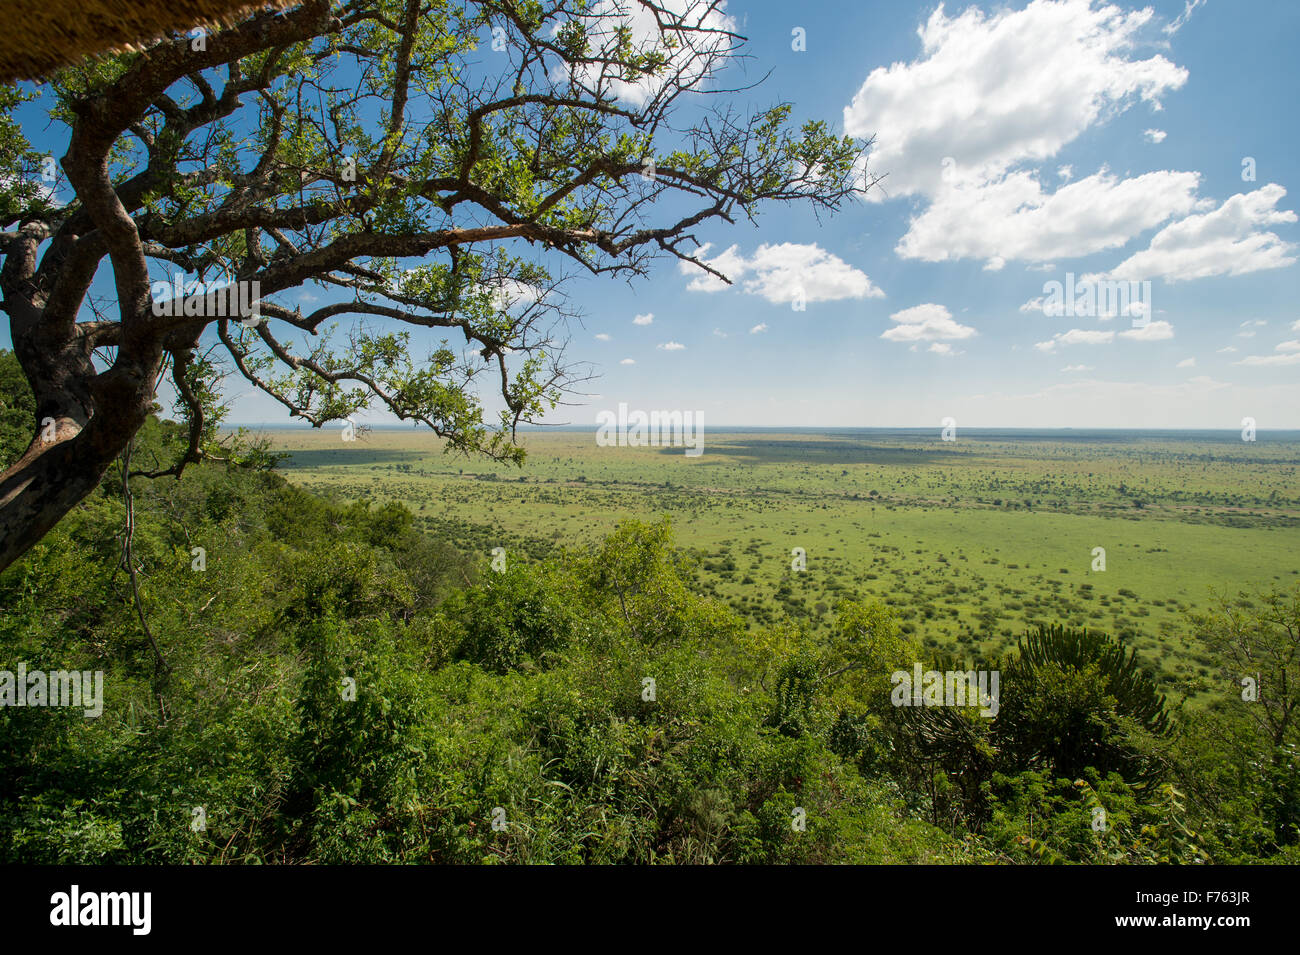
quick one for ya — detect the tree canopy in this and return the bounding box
[0,0,872,572]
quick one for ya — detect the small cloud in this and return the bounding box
[983,256,1006,272]
[619,358,636,365]
[1119,320,1174,341]
[712,328,728,338]
[1292,319,1300,331]
[633,313,654,326]
[595,333,612,341]
[928,342,960,355]
[1176,357,1196,368]
[1236,353,1300,367]
[1037,328,1115,352]
[1143,128,1167,144]
[1060,364,1093,372]
[657,341,685,351]
[1165,0,1206,34]
[681,241,883,301]
[1060,329,1116,345]
[1217,346,1238,354]
[882,303,976,342]
[1238,339,1300,367]
[1057,165,1073,182]
[750,323,768,334]
[1242,319,1268,327]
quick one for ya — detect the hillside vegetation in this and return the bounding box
[1,352,1297,864]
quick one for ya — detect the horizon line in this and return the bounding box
[223,423,1300,433]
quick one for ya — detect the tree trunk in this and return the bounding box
[0,356,160,574]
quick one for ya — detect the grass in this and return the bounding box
[260,426,1300,701]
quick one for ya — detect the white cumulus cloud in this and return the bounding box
[1097,184,1298,282]
[681,242,883,302]
[844,0,1188,201]
[882,304,976,342]
[840,0,1217,271]
[897,168,1202,267]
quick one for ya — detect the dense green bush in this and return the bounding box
[443,564,584,673]
[1,351,1296,864]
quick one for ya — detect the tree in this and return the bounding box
[0,0,873,572]
[993,624,1171,782]
[763,599,908,738]
[1190,587,1300,846]
[1193,587,1300,753]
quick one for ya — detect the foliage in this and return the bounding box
[994,624,1171,782]
[0,349,34,468]
[0,366,1294,862]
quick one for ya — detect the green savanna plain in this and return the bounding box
[263,426,1300,702]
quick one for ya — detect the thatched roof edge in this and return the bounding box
[0,0,303,83]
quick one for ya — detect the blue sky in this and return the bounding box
[561,0,1300,429]
[10,0,1300,429]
